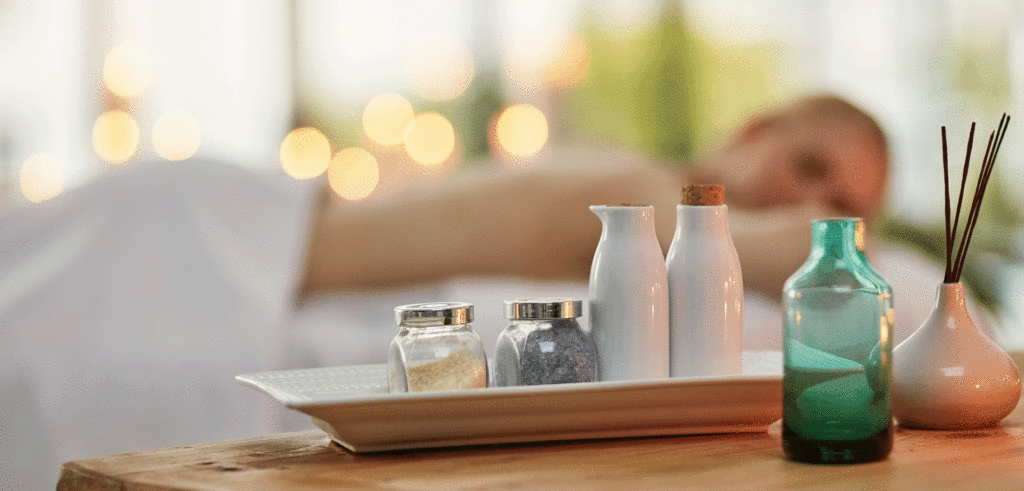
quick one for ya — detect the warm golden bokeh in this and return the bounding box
[362,93,415,146]
[404,112,455,166]
[404,37,475,101]
[152,110,201,161]
[19,154,64,203]
[103,44,154,98]
[495,104,548,157]
[328,147,379,201]
[545,34,591,91]
[280,127,331,179]
[93,110,141,164]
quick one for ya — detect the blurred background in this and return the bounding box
[1,0,1024,336]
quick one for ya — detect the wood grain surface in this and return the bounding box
[57,352,1024,491]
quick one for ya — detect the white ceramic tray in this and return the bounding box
[237,350,783,452]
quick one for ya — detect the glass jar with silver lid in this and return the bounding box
[389,302,488,393]
[494,298,599,386]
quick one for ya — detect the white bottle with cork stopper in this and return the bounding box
[666,184,743,377]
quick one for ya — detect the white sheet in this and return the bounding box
[0,160,319,490]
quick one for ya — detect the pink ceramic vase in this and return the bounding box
[893,283,1021,429]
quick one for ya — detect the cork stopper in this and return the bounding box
[681,184,725,206]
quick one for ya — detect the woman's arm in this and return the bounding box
[300,151,830,300]
[300,155,684,295]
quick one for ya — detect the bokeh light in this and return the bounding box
[362,93,414,146]
[404,37,475,101]
[545,35,591,91]
[152,110,201,161]
[328,148,379,201]
[404,112,455,166]
[494,104,548,157]
[19,154,64,203]
[93,110,140,164]
[102,44,154,98]
[504,30,587,94]
[280,127,331,179]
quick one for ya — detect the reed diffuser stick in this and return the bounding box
[952,131,994,281]
[942,127,951,281]
[946,123,975,283]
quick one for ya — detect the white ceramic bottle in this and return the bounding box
[588,205,670,381]
[665,185,743,377]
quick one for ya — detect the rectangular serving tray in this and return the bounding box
[237,350,783,452]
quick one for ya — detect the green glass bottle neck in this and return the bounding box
[809,219,865,265]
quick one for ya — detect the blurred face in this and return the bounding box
[707,113,888,219]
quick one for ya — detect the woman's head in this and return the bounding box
[699,95,889,221]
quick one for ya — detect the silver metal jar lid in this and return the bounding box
[395,302,473,327]
[504,298,582,319]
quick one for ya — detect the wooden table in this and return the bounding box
[58,354,1024,491]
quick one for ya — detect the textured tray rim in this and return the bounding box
[236,351,783,452]
[237,368,782,408]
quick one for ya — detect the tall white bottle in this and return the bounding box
[666,185,743,377]
[588,205,670,381]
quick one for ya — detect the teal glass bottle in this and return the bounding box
[782,218,893,464]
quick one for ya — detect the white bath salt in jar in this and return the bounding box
[389,302,489,393]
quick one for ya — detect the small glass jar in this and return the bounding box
[388,302,488,393]
[494,298,599,386]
